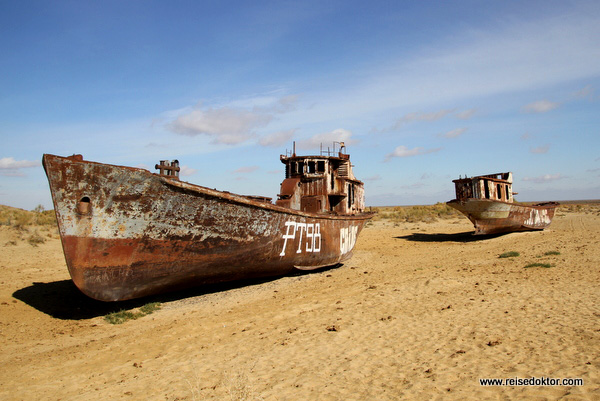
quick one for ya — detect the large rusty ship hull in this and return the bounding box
[43,154,372,301]
[447,198,558,235]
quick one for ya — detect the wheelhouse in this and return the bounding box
[452,172,514,203]
[276,143,366,215]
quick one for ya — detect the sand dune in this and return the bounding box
[0,205,598,400]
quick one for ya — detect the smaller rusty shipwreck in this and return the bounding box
[447,172,559,235]
[43,143,374,301]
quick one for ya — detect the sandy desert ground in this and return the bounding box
[0,204,599,400]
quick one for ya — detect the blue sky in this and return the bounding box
[1,0,599,210]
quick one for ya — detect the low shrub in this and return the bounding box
[524,263,554,268]
[27,231,46,246]
[104,302,162,324]
[499,251,520,258]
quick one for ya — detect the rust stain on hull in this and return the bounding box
[43,144,373,301]
[447,172,558,235]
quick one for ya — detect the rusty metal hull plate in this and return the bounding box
[43,154,373,301]
[447,198,558,235]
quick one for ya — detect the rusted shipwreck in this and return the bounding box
[447,172,558,235]
[43,143,374,301]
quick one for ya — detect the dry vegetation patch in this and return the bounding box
[0,205,58,246]
[371,202,461,223]
[556,200,600,216]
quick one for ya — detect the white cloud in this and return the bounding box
[522,173,565,183]
[0,157,39,169]
[385,146,442,161]
[295,128,355,150]
[530,145,550,154]
[166,95,299,145]
[233,166,259,174]
[455,109,476,120]
[0,157,40,176]
[521,100,560,113]
[167,106,269,144]
[440,127,467,139]
[259,129,296,147]
[179,165,197,177]
[135,163,151,170]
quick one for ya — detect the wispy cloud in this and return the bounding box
[0,157,39,169]
[521,100,560,113]
[0,157,40,176]
[357,10,600,119]
[573,85,594,100]
[530,144,550,154]
[167,95,298,145]
[295,128,355,150]
[455,109,476,120]
[259,129,296,147]
[167,106,268,144]
[385,146,442,161]
[179,166,197,177]
[233,166,260,174]
[439,128,467,139]
[380,109,454,132]
[400,182,426,190]
[522,173,565,183]
[375,109,476,133]
[398,109,455,124]
[365,174,381,181]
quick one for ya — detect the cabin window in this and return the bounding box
[497,184,502,200]
[506,185,510,200]
[484,181,490,199]
[308,161,316,174]
[298,161,304,174]
[317,160,325,173]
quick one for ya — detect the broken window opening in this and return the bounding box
[347,184,352,208]
[317,160,325,173]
